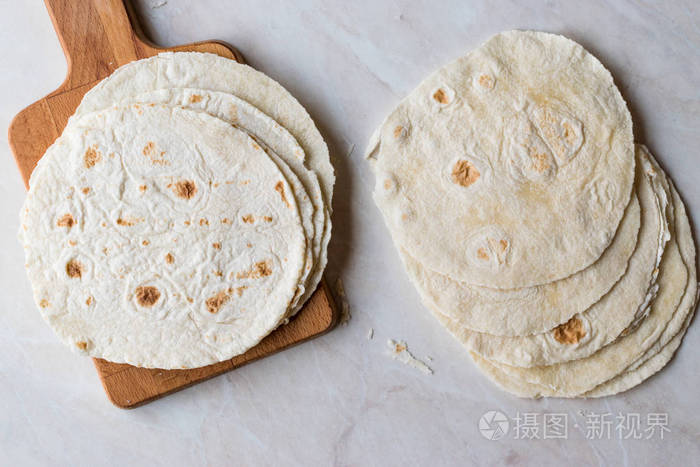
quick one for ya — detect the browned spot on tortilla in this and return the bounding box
[252,142,261,151]
[432,88,449,104]
[116,217,138,226]
[75,341,88,350]
[57,213,75,229]
[240,180,250,186]
[393,126,405,138]
[86,296,93,306]
[227,103,239,121]
[242,214,254,224]
[68,240,77,246]
[81,187,90,194]
[478,74,494,89]
[184,220,191,226]
[274,181,291,208]
[84,146,101,168]
[65,259,83,278]
[139,185,147,192]
[135,286,161,307]
[553,316,586,345]
[186,297,193,303]
[451,160,480,187]
[141,240,150,246]
[212,242,221,249]
[394,342,406,353]
[199,218,209,226]
[383,179,393,190]
[206,290,230,314]
[142,142,169,165]
[222,218,230,224]
[477,248,489,260]
[486,238,509,264]
[165,253,174,264]
[263,216,273,222]
[172,180,197,199]
[235,286,248,297]
[142,142,156,157]
[189,94,203,103]
[214,270,223,277]
[236,260,273,279]
[531,152,550,173]
[246,243,252,248]
[562,121,577,145]
[39,299,49,308]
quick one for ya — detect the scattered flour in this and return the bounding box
[387,339,433,375]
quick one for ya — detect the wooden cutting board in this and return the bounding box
[8,0,337,408]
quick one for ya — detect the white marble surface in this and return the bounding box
[1,0,699,465]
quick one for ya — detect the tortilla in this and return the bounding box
[73,52,334,306]
[470,163,696,396]
[74,52,334,209]
[585,180,698,397]
[585,302,695,398]
[127,88,326,315]
[19,104,307,368]
[426,147,670,366]
[367,30,635,288]
[401,187,642,336]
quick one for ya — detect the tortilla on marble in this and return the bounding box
[400,185,642,336]
[585,180,698,397]
[469,160,696,396]
[367,30,635,289]
[425,147,670,367]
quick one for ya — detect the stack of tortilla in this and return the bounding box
[366,30,697,397]
[19,52,333,369]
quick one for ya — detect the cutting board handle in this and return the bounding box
[9,0,240,189]
[44,0,144,88]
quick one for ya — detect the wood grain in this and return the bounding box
[8,0,337,408]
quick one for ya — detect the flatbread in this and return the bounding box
[127,88,325,315]
[367,30,635,288]
[74,52,334,208]
[585,301,695,398]
[428,147,670,366]
[585,180,697,397]
[401,187,641,336]
[20,104,307,368]
[470,162,696,396]
[73,52,334,304]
